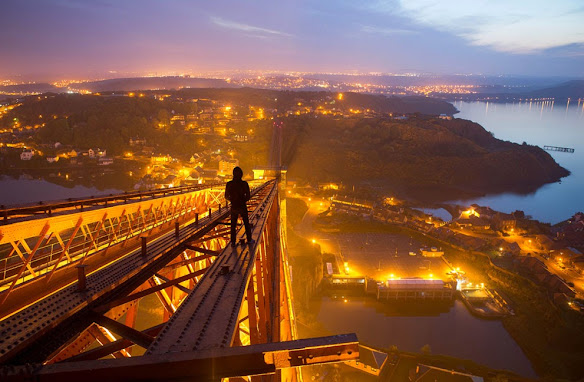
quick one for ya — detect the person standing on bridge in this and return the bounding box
[225,166,254,247]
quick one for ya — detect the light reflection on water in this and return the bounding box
[315,295,537,378]
[0,176,122,206]
[451,101,584,224]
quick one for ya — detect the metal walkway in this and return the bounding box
[0,180,359,381]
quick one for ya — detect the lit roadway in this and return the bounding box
[448,226,584,297]
[291,195,345,266]
[534,253,584,297]
[501,234,584,297]
[294,197,329,238]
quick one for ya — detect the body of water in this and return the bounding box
[414,207,452,222]
[0,176,122,206]
[316,296,536,378]
[452,101,584,224]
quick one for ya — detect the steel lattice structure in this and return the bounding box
[0,180,359,381]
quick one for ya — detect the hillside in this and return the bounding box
[282,116,570,201]
[0,83,63,94]
[174,88,457,115]
[69,77,235,92]
[2,92,559,202]
[528,80,584,100]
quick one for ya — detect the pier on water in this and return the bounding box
[543,145,575,153]
[376,279,455,301]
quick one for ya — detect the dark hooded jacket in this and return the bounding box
[225,168,250,209]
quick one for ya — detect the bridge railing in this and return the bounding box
[0,182,225,224]
[0,183,231,295]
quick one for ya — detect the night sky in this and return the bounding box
[1,0,583,79]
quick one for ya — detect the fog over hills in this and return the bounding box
[527,80,584,100]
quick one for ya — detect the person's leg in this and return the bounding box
[241,208,253,243]
[230,209,238,245]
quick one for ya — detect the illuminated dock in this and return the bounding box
[460,287,510,318]
[377,278,455,301]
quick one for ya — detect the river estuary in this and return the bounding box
[452,100,584,224]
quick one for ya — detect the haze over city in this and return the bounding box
[1,0,584,79]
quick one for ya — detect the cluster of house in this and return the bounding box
[158,99,260,138]
[331,196,374,217]
[19,143,113,165]
[129,137,155,156]
[549,247,584,273]
[284,101,411,120]
[135,147,241,190]
[553,212,584,250]
[160,93,418,128]
[516,256,577,298]
[184,157,240,184]
[452,205,528,233]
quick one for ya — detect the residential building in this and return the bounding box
[219,158,239,175]
[88,148,106,158]
[551,247,583,263]
[98,157,114,166]
[20,149,34,160]
[233,135,248,142]
[129,137,146,146]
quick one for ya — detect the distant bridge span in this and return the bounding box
[0,180,358,381]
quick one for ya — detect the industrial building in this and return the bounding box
[377,278,455,301]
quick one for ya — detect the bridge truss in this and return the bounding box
[0,180,358,381]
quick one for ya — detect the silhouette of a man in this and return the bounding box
[225,167,254,246]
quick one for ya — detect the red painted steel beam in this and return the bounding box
[97,268,208,312]
[90,313,155,349]
[64,324,165,362]
[184,245,221,257]
[0,334,359,382]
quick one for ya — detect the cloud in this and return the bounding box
[545,43,584,57]
[361,25,418,36]
[372,0,584,54]
[210,16,293,38]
